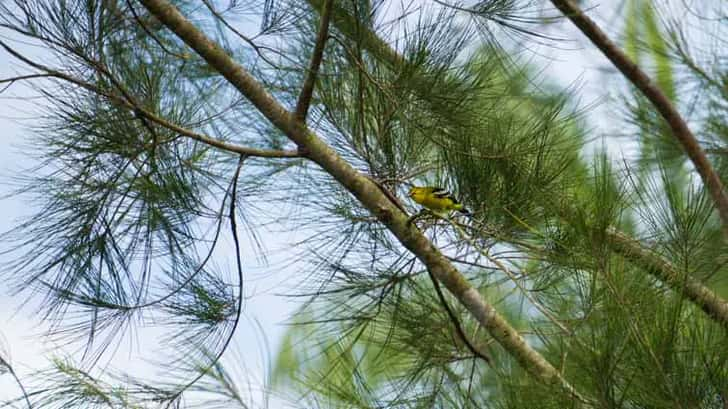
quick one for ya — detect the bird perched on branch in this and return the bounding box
[408,186,471,217]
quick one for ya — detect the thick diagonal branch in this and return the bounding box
[137,0,585,400]
[549,0,728,239]
[607,229,728,329]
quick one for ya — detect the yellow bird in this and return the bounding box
[408,186,471,216]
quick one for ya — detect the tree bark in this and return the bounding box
[608,229,728,330]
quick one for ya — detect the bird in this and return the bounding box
[408,186,471,217]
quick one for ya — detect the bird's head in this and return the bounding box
[408,186,426,201]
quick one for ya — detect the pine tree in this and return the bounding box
[0,0,726,407]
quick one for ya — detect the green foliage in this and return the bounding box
[272,272,523,408]
[270,2,728,408]
[443,53,585,229]
[0,0,727,408]
[623,0,684,181]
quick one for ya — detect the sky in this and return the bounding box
[0,1,624,407]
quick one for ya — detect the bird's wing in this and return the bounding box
[432,187,460,204]
[431,187,450,198]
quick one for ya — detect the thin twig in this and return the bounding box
[164,154,248,406]
[200,0,281,68]
[90,178,231,312]
[368,176,407,214]
[294,0,334,121]
[125,0,189,59]
[451,223,573,335]
[0,358,32,409]
[426,268,493,365]
[550,0,728,239]
[0,73,54,93]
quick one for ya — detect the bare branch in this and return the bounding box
[0,73,54,93]
[549,0,728,239]
[164,155,248,404]
[295,0,334,121]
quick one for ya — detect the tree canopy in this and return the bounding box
[0,0,727,408]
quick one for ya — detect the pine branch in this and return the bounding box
[0,40,301,159]
[200,0,282,68]
[136,0,586,401]
[295,0,333,122]
[308,0,728,333]
[307,0,405,69]
[549,0,728,240]
[125,0,188,60]
[452,221,573,336]
[607,228,728,330]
